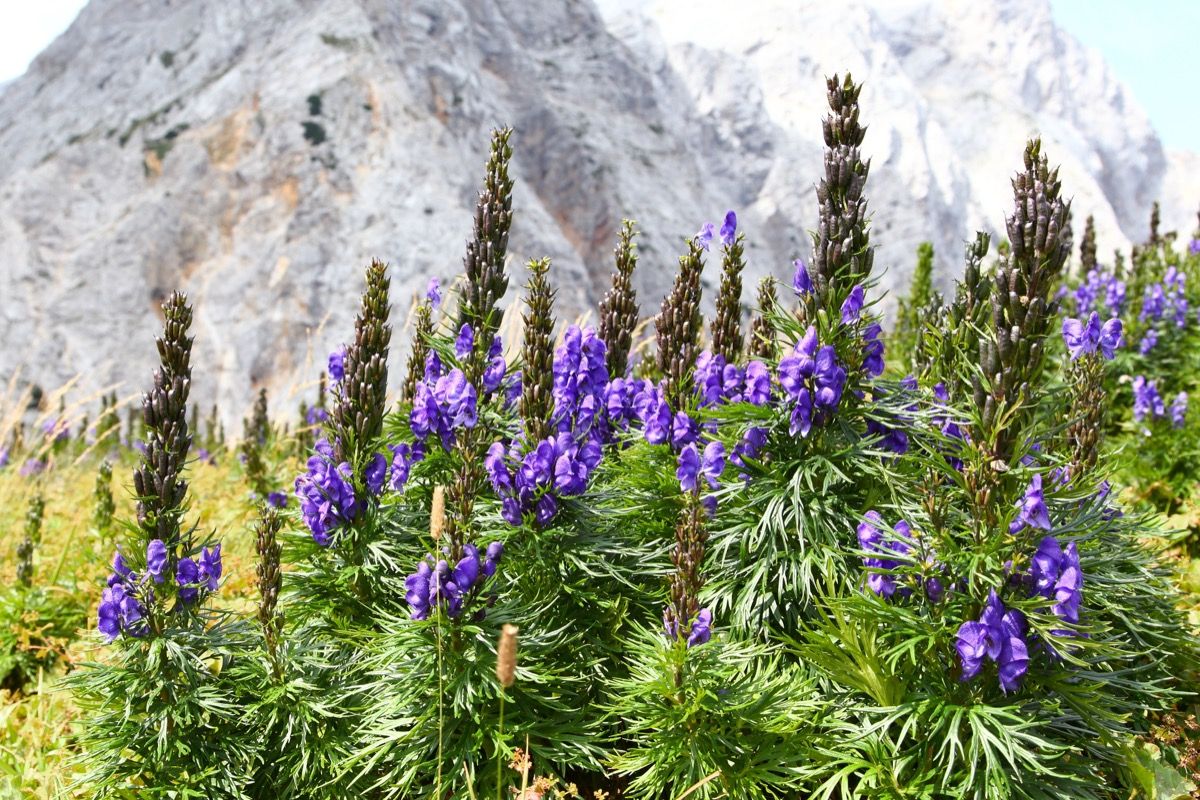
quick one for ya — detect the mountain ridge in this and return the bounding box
[0,0,1195,422]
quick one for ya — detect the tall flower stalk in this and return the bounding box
[710,218,746,362]
[332,259,392,465]
[747,277,777,360]
[519,258,556,444]
[599,220,640,377]
[457,127,515,346]
[655,239,706,408]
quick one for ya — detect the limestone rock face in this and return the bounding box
[0,0,1194,421]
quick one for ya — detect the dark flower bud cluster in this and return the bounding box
[16,494,43,588]
[707,211,746,362]
[974,140,1071,462]
[404,541,503,621]
[655,238,706,408]
[810,74,873,300]
[93,460,115,537]
[598,220,641,378]
[241,387,272,499]
[520,258,557,444]
[664,499,712,651]
[457,127,515,343]
[332,259,392,464]
[133,291,194,549]
[747,276,778,360]
[1079,214,1097,273]
[255,506,284,671]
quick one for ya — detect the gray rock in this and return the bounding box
[0,0,1195,426]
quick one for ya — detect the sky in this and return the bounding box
[0,0,1197,150]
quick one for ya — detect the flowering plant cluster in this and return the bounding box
[404,541,503,620]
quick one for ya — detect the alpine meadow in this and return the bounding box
[3,70,1200,800]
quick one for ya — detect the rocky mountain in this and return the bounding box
[0,0,1195,424]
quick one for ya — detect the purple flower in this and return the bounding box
[676,444,701,493]
[405,561,432,620]
[0,447,8,469]
[1029,535,1063,597]
[1009,475,1051,533]
[328,347,346,383]
[1139,328,1158,355]
[19,459,45,477]
[696,222,715,250]
[856,512,913,598]
[176,558,201,604]
[744,361,771,405]
[98,581,146,642]
[687,608,713,647]
[364,452,388,496]
[956,621,989,680]
[455,323,475,359]
[634,383,671,445]
[389,443,413,491]
[267,491,288,508]
[485,441,513,495]
[1132,376,1165,422]
[146,540,167,584]
[812,346,846,408]
[1171,392,1188,428]
[426,277,442,308]
[840,285,865,324]
[671,412,699,448]
[1051,542,1082,624]
[701,441,725,489]
[1098,318,1122,359]
[199,544,222,592]
[862,323,885,378]
[719,211,737,247]
[792,258,811,295]
[294,440,360,545]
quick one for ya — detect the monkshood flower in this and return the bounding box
[696,221,715,250]
[19,458,45,477]
[1061,313,1122,360]
[633,382,672,445]
[956,590,1029,692]
[426,276,442,308]
[553,325,609,434]
[664,607,713,648]
[196,447,216,465]
[693,351,772,408]
[455,323,474,359]
[1009,475,1051,533]
[1139,329,1158,355]
[719,211,737,247]
[862,323,885,378]
[389,443,413,491]
[146,540,167,584]
[411,368,479,449]
[483,335,507,394]
[793,257,812,295]
[1027,535,1083,625]
[840,285,865,324]
[487,434,602,527]
[364,452,388,496]
[1141,284,1166,322]
[730,426,768,479]
[676,441,725,494]
[1190,238,1200,256]
[1132,376,1166,422]
[328,347,346,383]
[42,418,70,443]
[405,541,503,620]
[856,511,913,598]
[778,325,847,437]
[97,580,147,641]
[294,438,360,546]
[1172,392,1188,428]
[198,544,223,592]
[305,405,329,425]
[266,491,288,509]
